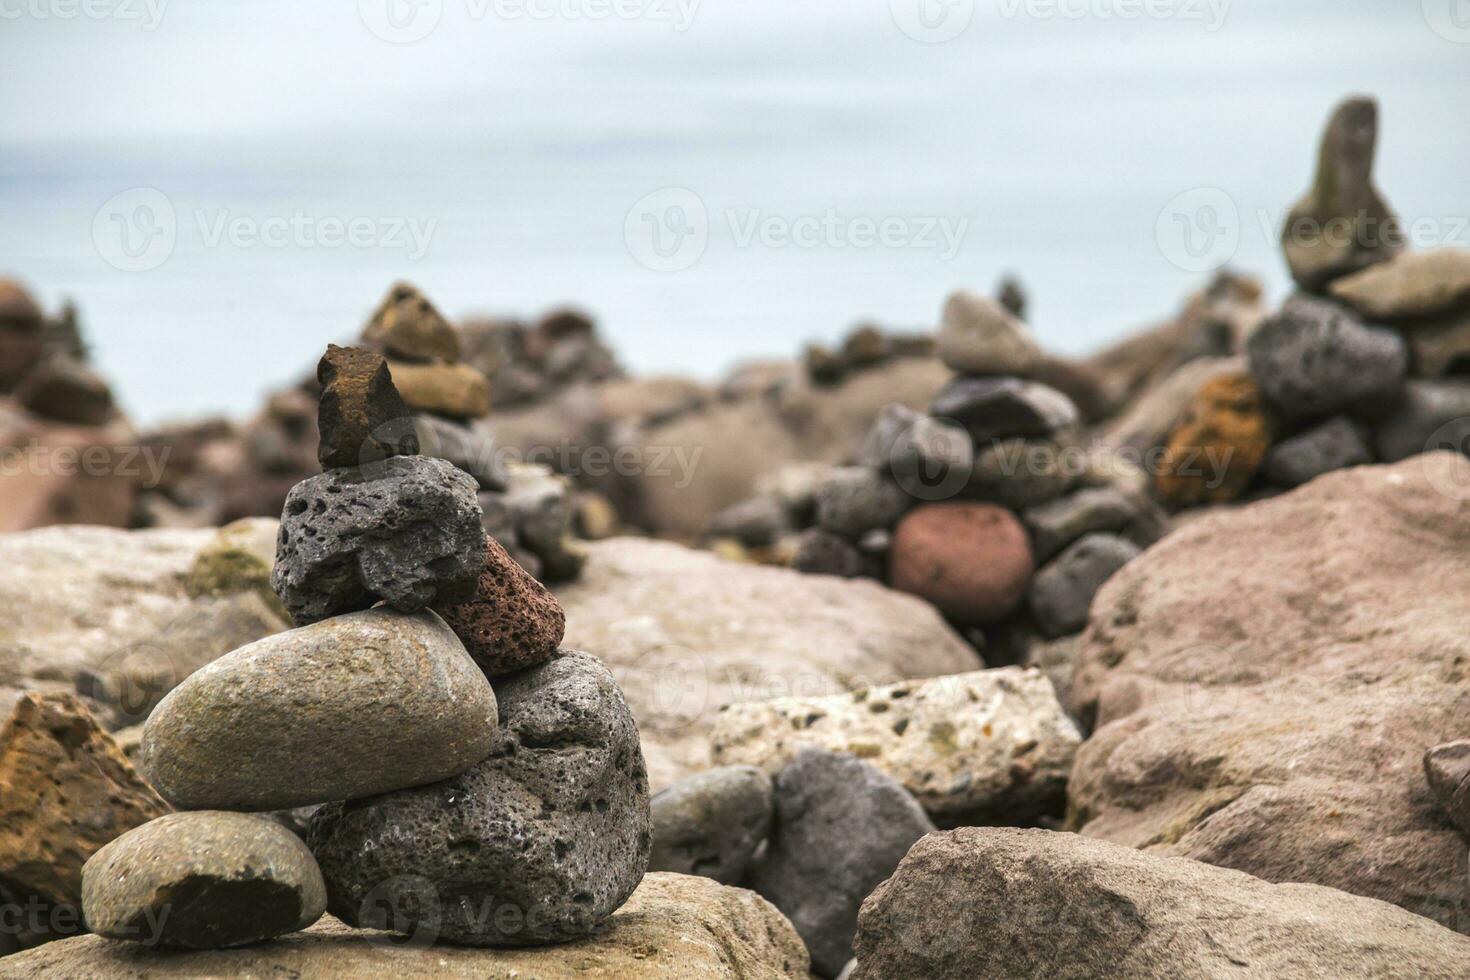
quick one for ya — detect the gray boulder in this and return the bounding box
[271,456,486,625]
[963,436,1080,509]
[140,609,497,811]
[1027,533,1140,639]
[82,811,326,949]
[1262,416,1372,487]
[792,528,866,578]
[1245,295,1406,421]
[1022,486,1167,564]
[748,749,935,978]
[852,827,1470,980]
[814,467,911,539]
[307,651,651,946]
[650,765,773,884]
[1372,378,1470,461]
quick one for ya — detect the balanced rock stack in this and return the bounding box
[711,290,1165,655]
[1153,96,1470,507]
[78,343,651,951]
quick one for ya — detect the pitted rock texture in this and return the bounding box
[433,535,565,677]
[308,651,651,946]
[140,609,497,811]
[271,455,486,624]
[711,668,1080,827]
[851,827,1470,980]
[650,765,773,885]
[82,811,326,949]
[316,344,418,471]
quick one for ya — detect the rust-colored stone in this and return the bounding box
[434,535,566,677]
[1155,372,1271,507]
[315,344,418,471]
[889,503,1034,626]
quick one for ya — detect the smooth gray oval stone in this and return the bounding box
[140,609,497,810]
[307,650,651,947]
[82,811,326,949]
[651,765,773,885]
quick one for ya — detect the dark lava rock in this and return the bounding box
[307,651,652,947]
[747,749,935,978]
[1246,295,1407,421]
[81,811,326,949]
[316,344,418,471]
[650,765,773,885]
[1262,416,1373,487]
[930,376,1078,444]
[1027,533,1140,639]
[1022,486,1167,564]
[272,455,485,625]
[792,528,865,578]
[813,467,911,540]
[433,535,566,677]
[1424,741,1470,836]
[1371,379,1470,462]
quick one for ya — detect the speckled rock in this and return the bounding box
[791,528,865,578]
[851,827,1470,980]
[1246,295,1407,420]
[140,609,497,811]
[307,651,650,946]
[1262,416,1372,487]
[0,693,168,919]
[651,765,773,884]
[936,290,1042,376]
[813,467,911,539]
[930,376,1078,444]
[362,282,461,363]
[1027,533,1141,639]
[5,873,811,978]
[748,749,934,977]
[1280,96,1403,292]
[182,517,288,619]
[387,361,491,419]
[711,668,1079,827]
[859,404,923,471]
[1155,372,1271,507]
[1329,248,1470,321]
[82,811,326,948]
[316,344,418,471]
[271,456,486,624]
[889,503,1034,626]
[1022,486,1168,564]
[1424,741,1470,836]
[432,535,565,677]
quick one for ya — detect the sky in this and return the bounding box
[1,0,1467,423]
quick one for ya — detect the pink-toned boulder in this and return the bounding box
[889,503,1034,625]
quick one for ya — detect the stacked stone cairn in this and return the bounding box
[77,343,650,950]
[710,289,1166,651]
[1156,96,1470,506]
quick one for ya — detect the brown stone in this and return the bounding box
[361,281,460,363]
[15,357,115,425]
[0,692,168,910]
[1154,372,1270,507]
[387,360,492,419]
[315,344,417,471]
[0,278,45,392]
[1069,454,1470,932]
[433,535,566,677]
[0,416,139,533]
[1328,248,1470,321]
[888,503,1034,626]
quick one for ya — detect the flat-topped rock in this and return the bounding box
[1329,248,1470,320]
[3,873,811,978]
[555,538,982,790]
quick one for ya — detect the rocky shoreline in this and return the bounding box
[3,94,1470,977]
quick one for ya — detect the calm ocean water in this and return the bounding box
[1,0,1466,424]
